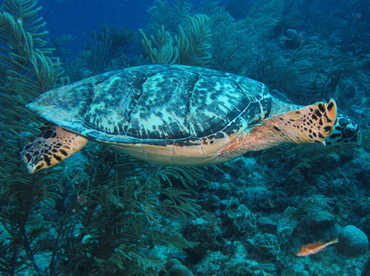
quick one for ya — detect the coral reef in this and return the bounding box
[0,0,369,275]
[140,13,212,66]
[65,24,136,81]
[0,1,67,275]
[363,257,370,276]
[163,259,194,276]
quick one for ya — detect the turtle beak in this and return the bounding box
[323,114,362,148]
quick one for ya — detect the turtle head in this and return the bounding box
[324,114,362,148]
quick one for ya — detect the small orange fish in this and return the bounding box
[296,238,339,256]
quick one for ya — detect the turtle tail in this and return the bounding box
[20,125,88,173]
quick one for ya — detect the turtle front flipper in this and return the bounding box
[20,125,88,173]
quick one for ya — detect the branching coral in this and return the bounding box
[177,14,212,66]
[140,25,179,65]
[0,1,66,100]
[141,0,212,66]
[65,24,136,80]
[146,0,191,34]
[244,0,284,37]
[0,1,67,275]
[209,0,284,74]
[209,10,256,73]
[299,194,334,214]
[59,150,200,275]
[141,14,212,66]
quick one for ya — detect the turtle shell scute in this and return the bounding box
[28,65,272,144]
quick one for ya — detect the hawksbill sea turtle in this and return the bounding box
[20,65,362,173]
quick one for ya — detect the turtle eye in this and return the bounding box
[338,117,350,127]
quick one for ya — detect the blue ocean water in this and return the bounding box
[38,0,369,58]
[40,0,154,49]
[40,0,226,51]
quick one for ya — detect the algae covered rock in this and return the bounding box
[224,200,256,233]
[303,210,335,228]
[257,216,277,234]
[248,233,280,258]
[362,257,370,276]
[164,259,194,276]
[339,225,369,256]
[204,195,221,212]
[281,268,310,276]
[312,152,341,171]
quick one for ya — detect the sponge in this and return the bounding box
[338,225,369,256]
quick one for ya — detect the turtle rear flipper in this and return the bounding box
[253,99,337,148]
[20,125,88,173]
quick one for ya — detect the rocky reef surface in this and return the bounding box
[156,144,370,275]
